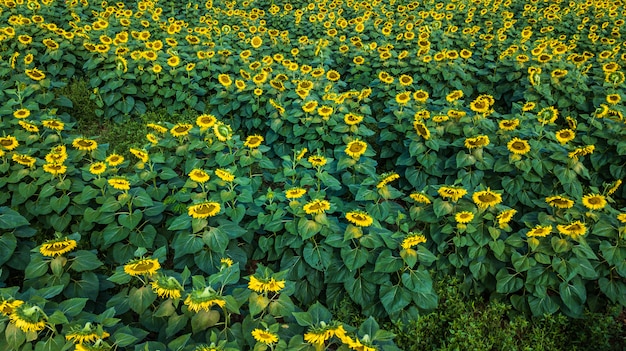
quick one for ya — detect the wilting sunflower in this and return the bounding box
[285,187,307,199]
[581,193,607,210]
[0,135,19,150]
[108,177,131,191]
[170,123,193,137]
[12,153,36,167]
[438,186,468,202]
[248,276,286,294]
[527,225,552,237]
[557,221,587,238]
[184,287,226,312]
[251,329,279,345]
[89,162,106,176]
[377,172,400,189]
[304,328,329,346]
[308,155,327,167]
[473,188,502,208]
[410,192,431,204]
[345,140,367,159]
[188,202,221,219]
[105,154,124,166]
[19,121,39,133]
[9,302,47,333]
[13,108,30,119]
[499,119,520,131]
[72,138,98,151]
[496,209,517,228]
[555,129,575,144]
[401,233,427,250]
[507,138,531,155]
[215,168,235,182]
[40,238,77,257]
[65,323,110,344]
[244,135,264,148]
[188,169,210,183]
[296,148,308,161]
[151,276,183,299]
[345,210,374,227]
[123,257,160,276]
[464,135,490,149]
[303,199,331,215]
[413,121,431,139]
[545,195,574,209]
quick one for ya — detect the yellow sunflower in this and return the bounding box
[345,210,374,227]
[499,119,520,131]
[43,163,67,176]
[13,108,31,119]
[72,138,98,151]
[285,187,307,199]
[215,168,235,182]
[377,172,400,189]
[12,154,36,167]
[581,194,606,210]
[213,122,233,141]
[196,114,217,129]
[345,140,367,159]
[413,121,431,139]
[537,106,558,124]
[344,113,364,125]
[308,155,327,167]
[303,199,331,215]
[89,162,106,175]
[507,138,531,155]
[438,186,467,202]
[188,169,210,183]
[472,188,502,208]
[124,257,160,276]
[218,74,232,87]
[527,225,552,237]
[464,135,490,149]
[188,202,221,218]
[251,329,279,345]
[9,303,46,333]
[25,67,46,81]
[555,129,575,144]
[65,323,110,344]
[496,209,517,228]
[244,135,264,148]
[184,287,226,312]
[545,195,574,209]
[0,136,19,150]
[108,177,131,191]
[105,154,124,166]
[410,192,431,204]
[40,238,77,257]
[170,123,193,137]
[556,221,587,239]
[129,148,149,163]
[401,233,427,250]
[413,90,429,103]
[455,211,474,223]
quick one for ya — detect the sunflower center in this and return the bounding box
[478,193,498,202]
[195,204,217,214]
[512,141,526,150]
[587,197,601,204]
[133,262,156,271]
[77,140,94,147]
[349,143,364,153]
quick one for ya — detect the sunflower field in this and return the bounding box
[0,0,625,349]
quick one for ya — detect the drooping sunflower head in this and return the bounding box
[123,257,160,276]
[151,276,183,299]
[40,238,77,257]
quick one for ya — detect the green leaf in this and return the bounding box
[191,310,220,333]
[298,217,322,240]
[432,198,454,218]
[511,252,534,272]
[70,250,103,272]
[168,214,192,231]
[202,227,229,254]
[128,286,157,314]
[0,232,17,266]
[374,250,403,273]
[0,206,29,229]
[5,323,26,350]
[167,334,191,351]
[496,268,523,293]
[303,242,332,271]
[341,247,369,271]
[58,298,88,317]
[379,284,411,315]
[249,292,270,316]
[118,209,143,230]
[25,256,48,279]
[172,233,204,258]
[559,278,586,316]
[528,295,560,316]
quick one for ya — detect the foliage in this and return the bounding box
[0,0,626,350]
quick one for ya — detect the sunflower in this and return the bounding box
[345,140,367,159]
[496,209,517,228]
[12,154,36,167]
[184,287,225,312]
[460,49,472,59]
[285,187,307,199]
[170,123,193,137]
[303,199,331,215]
[196,114,217,129]
[317,106,334,119]
[399,74,413,86]
[326,70,340,81]
[147,123,168,134]
[250,36,263,48]
[469,98,490,113]
[165,55,180,67]
[189,169,210,183]
[105,154,124,166]
[527,225,552,237]
[89,162,106,175]
[557,221,587,238]
[345,210,374,227]
[464,135,490,149]
[608,180,622,196]
[248,276,286,293]
[455,211,474,223]
[218,73,232,88]
[522,102,536,112]
[129,148,149,163]
[438,186,467,202]
[607,94,621,105]
[108,177,130,191]
[507,138,531,155]
[499,119,519,131]
[43,163,67,176]
[188,202,221,218]
[552,129,576,144]
[25,67,46,81]
[618,213,626,223]
[304,329,329,345]
[581,194,606,210]
[0,136,19,150]
[568,145,594,160]
[0,299,23,316]
[377,172,400,188]
[401,233,427,250]
[13,108,31,119]
[251,329,279,345]
[446,90,464,102]
[19,121,39,132]
[215,169,235,182]
[473,188,502,208]
[124,257,160,276]
[65,323,110,344]
[308,155,327,167]
[344,113,363,125]
[72,138,98,151]
[410,192,431,204]
[213,122,233,142]
[537,106,558,124]
[9,303,46,333]
[148,276,182,299]
[545,195,574,209]
[39,238,77,257]
[296,148,308,161]
[413,121,431,139]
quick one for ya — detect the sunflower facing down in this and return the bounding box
[123,257,160,276]
[438,186,468,202]
[9,302,47,333]
[151,276,183,299]
[65,323,110,344]
[184,287,226,312]
[40,238,77,257]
